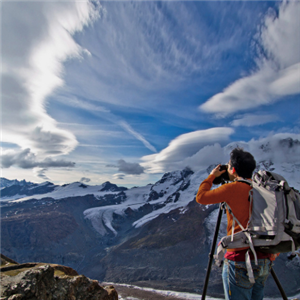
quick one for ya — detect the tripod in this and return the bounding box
[201,203,288,300]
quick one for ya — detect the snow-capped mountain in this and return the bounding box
[0,180,57,199]
[1,138,300,298]
[0,179,127,202]
[0,178,32,189]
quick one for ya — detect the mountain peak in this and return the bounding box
[279,137,300,148]
[0,178,32,189]
[100,181,127,192]
[156,167,194,186]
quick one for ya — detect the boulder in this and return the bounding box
[0,254,118,300]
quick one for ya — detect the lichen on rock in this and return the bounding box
[0,254,118,300]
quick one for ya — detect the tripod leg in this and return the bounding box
[201,203,224,300]
[270,267,288,300]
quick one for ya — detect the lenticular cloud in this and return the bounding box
[1,1,100,158]
[199,1,300,116]
[141,127,234,173]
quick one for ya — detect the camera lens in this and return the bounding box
[212,165,230,185]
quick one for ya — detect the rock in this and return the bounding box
[1,254,18,267]
[0,255,118,300]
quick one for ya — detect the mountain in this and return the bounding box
[0,179,127,201]
[0,178,34,189]
[1,138,300,298]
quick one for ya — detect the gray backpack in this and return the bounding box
[215,170,300,283]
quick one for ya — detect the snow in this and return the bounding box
[110,283,220,300]
[83,168,210,235]
[2,182,122,203]
[204,207,227,244]
[84,204,120,236]
[84,185,153,236]
[0,194,29,201]
[109,283,300,300]
[83,168,210,236]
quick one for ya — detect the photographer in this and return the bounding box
[196,147,273,300]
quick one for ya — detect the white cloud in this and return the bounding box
[180,143,226,171]
[141,124,300,175]
[1,1,100,158]
[141,127,234,173]
[65,1,254,113]
[225,133,300,165]
[269,63,300,96]
[1,148,75,169]
[142,129,300,177]
[231,114,280,127]
[199,1,300,116]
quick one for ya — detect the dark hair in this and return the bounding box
[230,147,256,178]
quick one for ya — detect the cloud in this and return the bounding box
[1,148,75,169]
[80,177,91,183]
[113,174,126,180]
[225,133,300,165]
[199,1,300,116]
[1,1,101,157]
[181,143,226,172]
[143,130,300,176]
[64,1,258,114]
[141,127,234,173]
[107,159,145,175]
[231,114,280,127]
[117,159,144,175]
[34,168,50,181]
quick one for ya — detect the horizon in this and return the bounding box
[1,0,300,188]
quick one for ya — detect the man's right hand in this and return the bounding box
[210,164,226,178]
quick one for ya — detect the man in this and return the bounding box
[196,147,273,300]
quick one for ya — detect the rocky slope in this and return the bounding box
[0,254,118,300]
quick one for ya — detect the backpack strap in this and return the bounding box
[246,250,255,284]
[225,202,247,240]
[236,179,253,227]
[225,201,258,266]
[224,182,258,283]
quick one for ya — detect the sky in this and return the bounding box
[1,0,300,187]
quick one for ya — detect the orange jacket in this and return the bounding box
[196,174,277,259]
[196,174,251,238]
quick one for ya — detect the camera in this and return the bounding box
[212,164,230,185]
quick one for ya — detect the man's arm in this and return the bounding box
[196,174,232,205]
[196,164,229,205]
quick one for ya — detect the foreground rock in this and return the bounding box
[0,254,118,300]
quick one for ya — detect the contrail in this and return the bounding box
[118,121,157,153]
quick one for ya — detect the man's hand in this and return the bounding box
[210,164,226,178]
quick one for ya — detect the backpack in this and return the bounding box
[214,170,300,283]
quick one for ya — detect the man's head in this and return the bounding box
[229,147,256,179]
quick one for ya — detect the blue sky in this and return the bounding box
[1,0,300,187]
